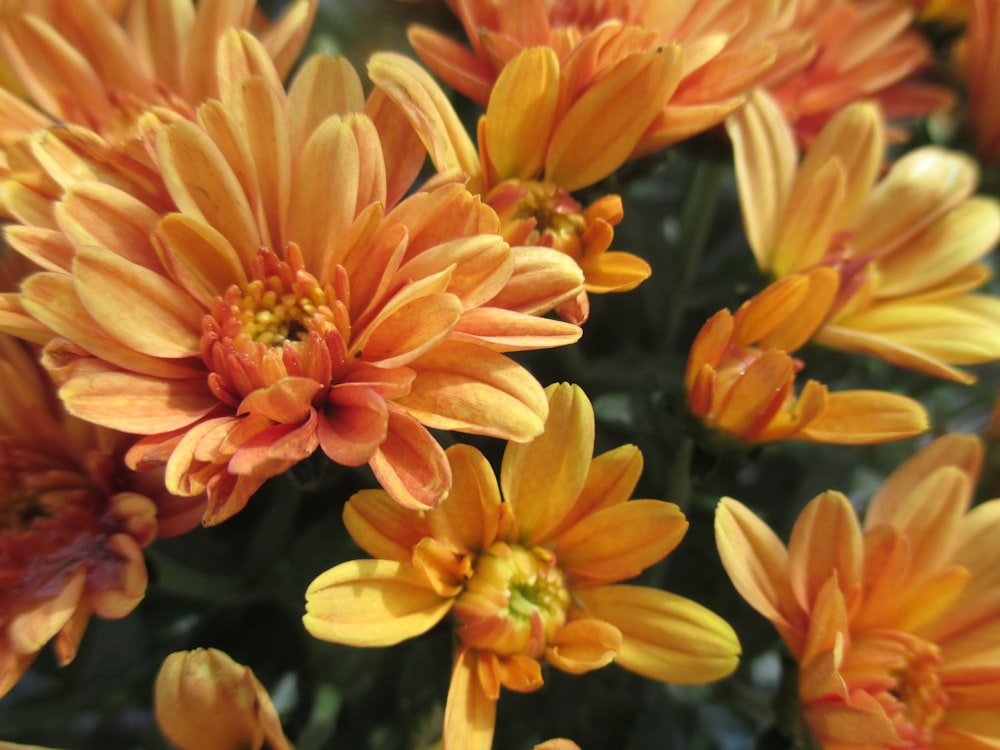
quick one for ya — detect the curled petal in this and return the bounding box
[545,618,622,675]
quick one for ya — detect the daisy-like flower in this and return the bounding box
[685,271,928,446]
[727,90,1000,384]
[0,333,203,699]
[0,0,318,160]
[155,648,292,750]
[17,35,583,523]
[304,383,741,750]
[407,0,800,153]
[715,434,1000,749]
[761,0,955,144]
[369,43,679,322]
[958,0,1000,161]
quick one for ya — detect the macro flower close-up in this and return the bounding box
[13,38,583,523]
[716,434,1000,750]
[1,1,998,748]
[305,383,740,750]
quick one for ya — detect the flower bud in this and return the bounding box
[154,648,291,750]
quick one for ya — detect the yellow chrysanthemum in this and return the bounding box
[305,384,740,750]
[0,333,203,699]
[761,0,955,144]
[12,36,583,522]
[685,272,928,445]
[716,434,1000,749]
[368,43,679,322]
[728,90,1000,383]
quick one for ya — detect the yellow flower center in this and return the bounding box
[202,245,353,403]
[453,541,570,658]
[488,179,587,260]
[239,277,334,347]
[886,637,948,748]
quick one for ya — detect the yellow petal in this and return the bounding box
[343,489,430,563]
[427,444,502,554]
[578,250,651,294]
[485,47,560,181]
[546,44,684,191]
[575,585,740,684]
[501,383,591,546]
[797,390,928,444]
[715,497,801,638]
[726,88,798,270]
[303,559,452,646]
[367,51,481,182]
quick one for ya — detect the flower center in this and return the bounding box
[453,541,570,658]
[201,245,352,405]
[886,637,948,748]
[487,179,588,260]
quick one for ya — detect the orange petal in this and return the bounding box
[553,500,688,585]
[443,649,498,750]
[787,491,863,615]
[398,342,548,441]
[369,408,451,510]
[545,618,622,675]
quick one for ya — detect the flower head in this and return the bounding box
[305,383,740,750]
[958,0,1000,161]
[685,272,929,445]
[369,43,674,321]
[727,90,1000,383]
[761,0,955,144]
[154,648,292,750]
[0,0,318,158]
[16,40,582,522]
[407,0,795,151]
[715,434,1000,749]
[0,333,203,699]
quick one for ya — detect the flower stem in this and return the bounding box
[659,158,726,352]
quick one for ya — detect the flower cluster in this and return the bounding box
[0,1,998,749]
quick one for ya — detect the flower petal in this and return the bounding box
[575,585,740,684]
[303,559,452,647]
[501,382,591,546]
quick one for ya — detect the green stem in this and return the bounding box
[659,158,726,352]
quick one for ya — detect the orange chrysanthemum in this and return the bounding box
[368,44,676,322]
[685,272,928,445]
[407,0,799,153]
[761,0,955,144]
[305,383,740,750]
[0,0,317,162]
[728,90,1000,383]
[716,434,1000,749]
[958,0,1000,161]
[0,333,203,699]
[14,38,583,523]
